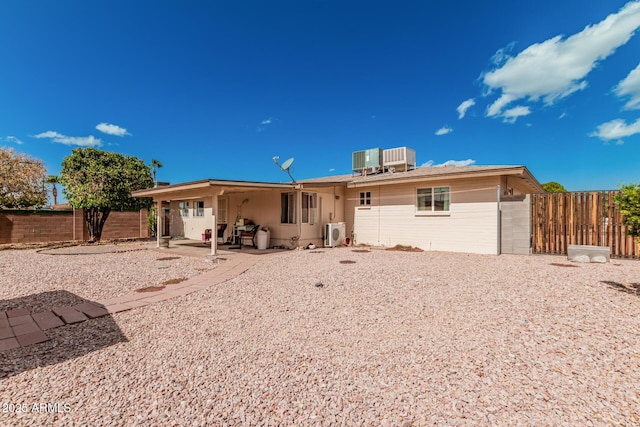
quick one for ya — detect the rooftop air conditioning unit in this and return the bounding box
[324,222,346,247]
[383,147,416,172]
[352,148,383,174]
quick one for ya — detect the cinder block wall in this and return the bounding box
[501,195,531,255]
[0,209,149,244]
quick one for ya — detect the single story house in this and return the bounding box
[132,158,543,256]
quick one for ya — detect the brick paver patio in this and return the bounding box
[0,252,259,353]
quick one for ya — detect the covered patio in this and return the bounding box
[132,178,345,256]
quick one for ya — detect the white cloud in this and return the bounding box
[96,122,130,136]
[456,98,476,119]
[559,112,567,119]
[614,62,640,110]
[589,118,640,142]
[260,118,272,125]
[435,126,453,136]
[33,131,102,147]
[501,106,531,123]
[422,159,476,167]
[3,135,23,145]
[483,1,640,120]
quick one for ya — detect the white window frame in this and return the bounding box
[302,192,317,224]
[194,200,205,217]
[217,197,228,223]
[281,192,296,224]
[179,201,190,217]
[416,186,450,214]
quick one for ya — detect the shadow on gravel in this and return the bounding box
[0,291,128,379]
[601,280,640,296]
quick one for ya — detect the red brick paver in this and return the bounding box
[15,330,49,347]
[73,302,109,319]
[32,311,65,330]
[51,307,88,324]
[0,337,20,352]
[6,308,30,318]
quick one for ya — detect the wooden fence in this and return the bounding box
[531,191,639,258]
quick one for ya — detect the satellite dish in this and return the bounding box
[273,155,296,183]
[281,157,294,171]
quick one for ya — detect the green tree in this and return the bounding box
[59,148,154,242]
[615,183,640,240]
[45,175,59,205]
[0,147,48,208]
[542,181,568,193]
[151,158,162,186]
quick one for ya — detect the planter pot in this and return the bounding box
[159,236,171,248]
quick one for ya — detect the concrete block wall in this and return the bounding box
[501,194,531,255]
[0,209,149,244]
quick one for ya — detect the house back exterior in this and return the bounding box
[132,147,543,255]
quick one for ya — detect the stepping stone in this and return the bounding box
[72,302,109,319]
[15,330,49,347]
[32,311,65,330]
[8,314,34,326]
[6,308,30,318]
[0,337,20,352]
[51,307,88,324]
[12,321,40,336]
[0,326,14,340]
[0,317,8,329]
[0,311,7,319]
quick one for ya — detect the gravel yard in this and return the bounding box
[0,243,220,312]
[2,247,640,425]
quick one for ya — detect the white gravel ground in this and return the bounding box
[2,246,640,426]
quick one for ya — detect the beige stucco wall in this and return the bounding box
[168,185,345,247]
[345,176,502,254]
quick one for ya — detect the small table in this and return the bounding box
[233,225,252,245]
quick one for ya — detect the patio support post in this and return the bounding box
[210,193,219,256]
[156,199,163,248]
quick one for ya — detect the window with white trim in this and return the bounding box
[179,201,190,217]
[301,192,317,224]
[281,192,296,224]
[359,191,371,206]
[194,201,205,217]
[217,197,228,223]
[417,187,450,212]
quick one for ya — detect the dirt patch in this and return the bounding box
[162,278,188,286]
[386,244,424,252]
[135,285,166,293]
[550,263,579,268]
[340,260,356,264]
[309,251,325,254]
[352,249,370,253]
[157,257,181,261]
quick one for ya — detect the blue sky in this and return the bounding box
[1,1,640,192]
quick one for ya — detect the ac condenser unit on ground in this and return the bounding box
[324,222,346,247]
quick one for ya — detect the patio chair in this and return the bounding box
[202,229,212,244]
[217,223,227,244]
[239,224,259,249]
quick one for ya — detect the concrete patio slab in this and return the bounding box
[6,308,30,318]
[0,327,15,340]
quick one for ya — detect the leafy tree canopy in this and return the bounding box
[0,147,48,208]
[615,183,640,239]
[59,148,153,241]
[542,181,568,193]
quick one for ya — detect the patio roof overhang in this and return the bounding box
[132,179,301,201]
